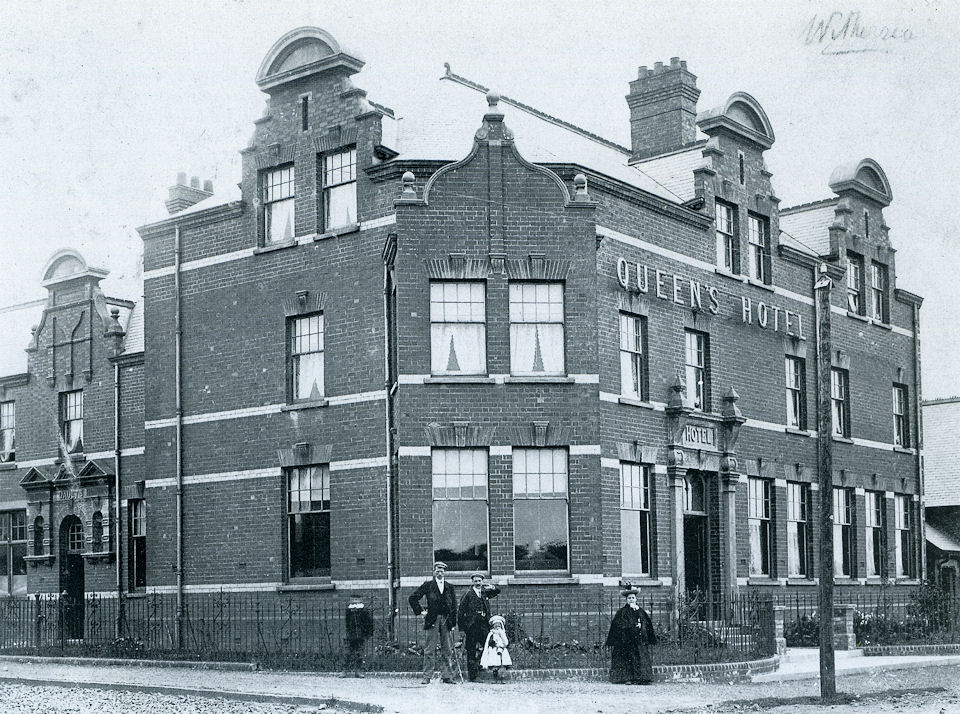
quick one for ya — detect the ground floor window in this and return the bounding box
[833,488,854,578]
[432,449,488,572]
[620,462,651,576]
[288,465,331,579]
[865,491,884,578]
[895,495,915,578]
[748,478,772,577]
[128,500,146,590]
[786,482,810,578]
[513,448,568,572]
[0,511,26,596]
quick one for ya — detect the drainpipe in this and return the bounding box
[174,225,184,648]
[381,249,396,636]
[912,303,926,581]
[113,360,124,638]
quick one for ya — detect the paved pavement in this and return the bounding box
[0,650,959,713]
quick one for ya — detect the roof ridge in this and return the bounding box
[632,141,708,164]
[923,397,960,406]
[0,298,45,314]
[441,64,631,155]
[780,197,838,214]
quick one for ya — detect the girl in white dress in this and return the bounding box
[479,615,512,681]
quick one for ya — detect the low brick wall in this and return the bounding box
[863,644,960,657]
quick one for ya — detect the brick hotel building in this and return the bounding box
[0,28,924,614]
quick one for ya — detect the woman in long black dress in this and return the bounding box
[605,588,657,684]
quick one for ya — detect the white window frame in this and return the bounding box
[831,368,849,438]
[865,491,884,578]
[871,262,888,322]
[0,511,26,596]
[787,482,810,578]
[893,384,909,448]
[263,164,295,244]
[684,330,708,411]
[512,448,569,573]
[509,283,565,376]
[833,487,854,578]
[430,282,486,376]
[895,494,914,578]
[847,252,864,314]
[748,477,772,577]
[0,401,13,463]
[60,390,83,454]
[289,314,324,402]
[715,201,736,272]
[620,462,652,577]
[785,356,805,429]
[431,449,489,574]
[619,313,647,400]
[128,499,146,591]
[287,465,332,580]
[322,148,357,231]
[748,214,771,284]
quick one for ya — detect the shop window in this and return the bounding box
[748,214,771,284]
[895,495,915,578]
[830,368,850,438]
[865,491,884,578]
[513,448,568,572]
[0,511,26,596]
[128,499,146,590]
[893,383,909,448]
[288,465,331,579]
[787,482,810,578]
[785,356,806,429]
[0,401,14,463]
[430,282,486,376]
[262,164,295,244]
[59,390,83,454]
[322,148,357,230]
[288,313,324,402]
[833,488,854,578]
[715,201,738,272]
[432,449,488,573]
[846,252,865,314]
[509,283,564,376]
[684,330,710,411]
[871,262,889,322]
[620,462,652,577]
[748,478,772,577]
[619,313,648,400]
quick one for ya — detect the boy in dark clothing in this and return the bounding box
[342,596,375,678]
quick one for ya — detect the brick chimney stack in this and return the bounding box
[165,173,214,215]
[627,57,701,160]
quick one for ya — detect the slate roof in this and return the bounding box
[922,398,960,507]
[0,299,44,377]
[122,296,144,355]
[778,199,837,257]
[927,522,960,553]
[631,145,706,203]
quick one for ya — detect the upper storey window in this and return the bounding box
[747,214,771,284]
[684,330,710,411]
[263,165,295,244]
[846,251,865,314]
[60,390,83,454]
[289,314,324,402]
[0,402,13,463]
[509,283,564,376]
[715,201,737,273]
[430,282,486,376]
[322,148,357,230]
[871,262,889,322]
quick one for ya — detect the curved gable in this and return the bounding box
[829,158,892,205]
[255,27,364,91]
[697,91,774,149]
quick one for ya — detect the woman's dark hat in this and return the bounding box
[621,588,640,597]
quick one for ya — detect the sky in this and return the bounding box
[1,0,958,398]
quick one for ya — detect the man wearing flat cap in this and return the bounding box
[457,571,501,682]
[409,561,459,684]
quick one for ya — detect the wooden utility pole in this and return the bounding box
[815,263,836,699]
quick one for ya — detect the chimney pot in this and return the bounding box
[654,61,664,72]
[203,179,214,193]
[681,60,687,70]
[177,172,187,186]
[190,176,200,189]
[670,57,680,68]
[638,65,647,77]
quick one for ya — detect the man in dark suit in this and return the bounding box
[408,561,459,684]
[457,571,501,681]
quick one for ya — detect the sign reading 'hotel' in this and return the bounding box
[615,258,806,339]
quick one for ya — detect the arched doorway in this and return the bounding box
[683,472,709,596]
[59,515,85,639]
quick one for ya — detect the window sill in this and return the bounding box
[870,320,893,331]
[893,578,920,585]
[846,311,870,323]
[618,396,656,410]
[746,278,775,292]
[893,446,915,455]
[278,581,335,592]
[506,575,578,585]
[423,376,496,385]
[0,462,16,471]
[315,223,359,241]
[747,577,781,586]
[785,427,813,437]
[714,267,745,283]
[786,578,817,586]
[24,555,55,566]
[504,376,574,384]
[281,399,328,412]
[831,435,854,444]
[833,578,859,585]
[254,239,297,255]
[82,551,115,563]
[620,577,664,587]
